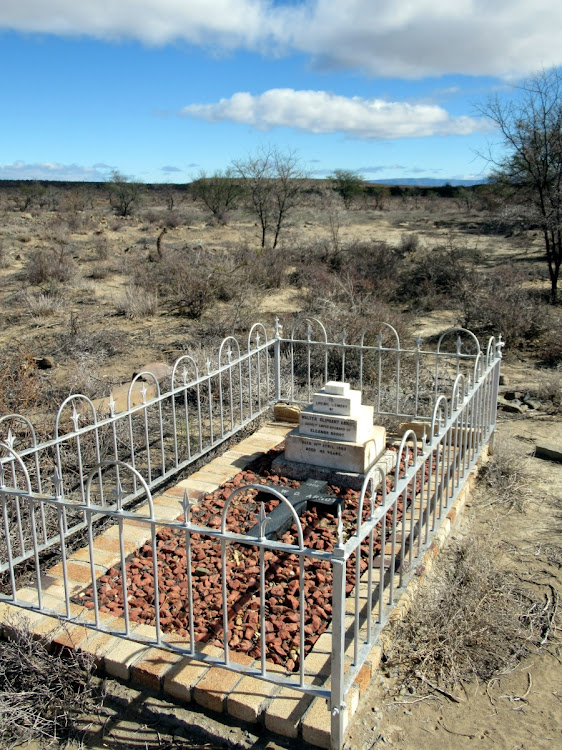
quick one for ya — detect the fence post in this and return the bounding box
[488,335,504,456]
[274,317,282,403]
[330,546,346,750]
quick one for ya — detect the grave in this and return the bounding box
[272,381,388,490]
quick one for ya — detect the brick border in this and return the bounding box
[0,424,486,749]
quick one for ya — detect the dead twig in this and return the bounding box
[415,671,464,703]
[437,720,477,739]
[499,672,533,703]
[392,694,441,706]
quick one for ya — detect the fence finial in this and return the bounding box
[52,467,64,498]
[253,502,269,541]
[182,489,193,523]
[5,428,15,450]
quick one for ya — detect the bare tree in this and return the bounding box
[479,68,562,303]
[232,147,308,250]
[190,168,241,223]
[107,169,143,217]
[14,181,46,212]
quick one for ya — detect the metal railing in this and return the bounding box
[0,319,502,749]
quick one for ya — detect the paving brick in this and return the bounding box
[150,500,183,522]
[104,523,150,547]
[193,650,253,714]
[48,560,101,585]
[263,634,332,737]
[131,647,180,691]
[264,686,313,738]
[77,629,122,667]
[176,478,218,494]
[27,612,67,639]
[189,467,235,484]
[226,666,282,724]
[0,601,51,638]
[162,486,204,501]
[153,494,183,511]
[103,636,151,680]
[163,656,209,703]
[15,587,83,618]
[52,622,89,650]
[70,545,118,569]
[0,600,15,634]
[303,632,332,679]
[93,536,139,556]
[301,685,359,749]
[353,663,372,695]
[39,574,82,600]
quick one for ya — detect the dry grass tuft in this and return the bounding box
[477,438,533,512]
[0,616,103,748]
[115,284,159,320]
[386,533,552,691]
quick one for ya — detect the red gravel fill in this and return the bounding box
[77,444,427,671]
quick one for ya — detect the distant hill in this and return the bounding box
[368,177,488,187]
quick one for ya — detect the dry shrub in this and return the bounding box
[57,327,126,360]
[234,242,290,289]
[387,533,549,689]
[22,248,76,285]
[88,262,112,280]
[539,328,562,367]
[536,371,562,411]
[92,235,109,260]
[115,284,159,320]
[396,242,479,309]
[0,347,43,413]
[399,232,421,254]
[461,266,545,348]
[64,355,107,399]
[134,247,227,319]
[0,240,9,268]
[0,616,103,748]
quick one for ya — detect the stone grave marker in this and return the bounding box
[272,381,388,489]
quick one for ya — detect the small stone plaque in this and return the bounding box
[312,389,361,416]
[284,426,386,473]
[299,404,374,443]
[324,381,350,396]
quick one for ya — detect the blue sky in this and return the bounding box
[1,1,561,184]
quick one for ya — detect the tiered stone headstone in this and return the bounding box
[281,381,386,476]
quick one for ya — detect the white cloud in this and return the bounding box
[1,1,562,78]
[0,161,110,181]
[0,1,268,47]
[182,89,486,139]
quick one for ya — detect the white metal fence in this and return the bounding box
[0,319,502,749]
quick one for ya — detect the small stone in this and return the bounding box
[194,567,211,576]
[273,403,301,423]
[497,396,525,414]
[133,362,172,382]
